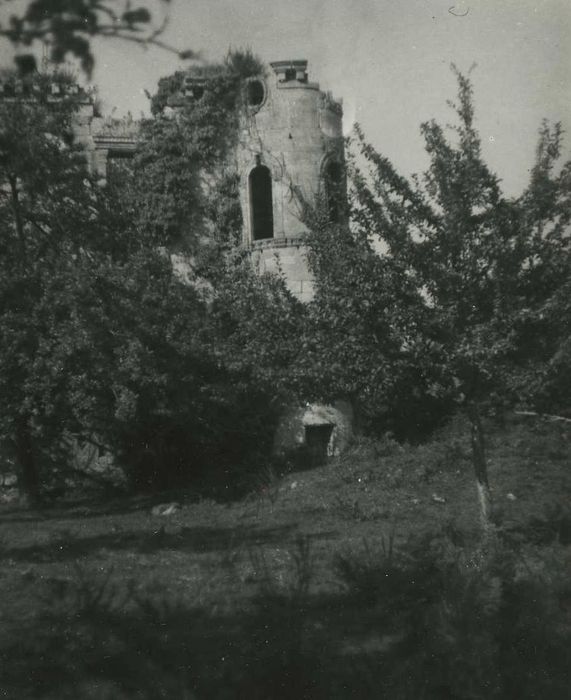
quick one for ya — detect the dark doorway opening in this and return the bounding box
[304,424,334,466]
[249,165,274,241]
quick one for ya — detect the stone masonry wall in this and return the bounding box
[236,60,344,302]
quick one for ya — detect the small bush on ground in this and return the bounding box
[334,531,571,699]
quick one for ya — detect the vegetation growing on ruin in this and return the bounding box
[0,58,281,500]
[129,49,263,254]
[2,57,571,513]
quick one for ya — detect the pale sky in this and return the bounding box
[1,0,570,196]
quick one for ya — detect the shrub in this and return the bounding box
[334,531,571,699]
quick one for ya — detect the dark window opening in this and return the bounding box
[305,424,333,466]
[108,150,134,160]
[249,165,274,241]
[324,161,345,223]
[247,80,265,107]
[183,77,206,101]
[284,68,296,82]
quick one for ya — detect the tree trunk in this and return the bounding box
[8,174,26,260]
[14,416,40,507]
[467,402,493,532]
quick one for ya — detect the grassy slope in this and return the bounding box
[0,415,570,699]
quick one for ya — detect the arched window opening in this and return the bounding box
[247,79,265,108]
[249,165,274,241]
[324,161,344,223]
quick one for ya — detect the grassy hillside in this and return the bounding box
[0,415,570,699]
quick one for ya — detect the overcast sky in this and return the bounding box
[1,0,570,196]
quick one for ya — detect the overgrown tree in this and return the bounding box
[0,71,227,500]
[0,52,315,502]
[307,68,571,529]
[0,72,118,502]
[304,213,447,439]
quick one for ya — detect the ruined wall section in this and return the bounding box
[236,60,344,302]
[0,76,138,182]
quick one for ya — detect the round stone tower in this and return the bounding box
[236,59,345,303]
[235,60,352,460]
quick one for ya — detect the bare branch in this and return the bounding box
[515,410,571,424]
[0,0,198,76]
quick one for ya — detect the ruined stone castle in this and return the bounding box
[1,59,353,459]
[236,59,345,303]
[234,59,352,457]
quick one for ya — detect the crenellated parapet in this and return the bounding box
[0,75,91,100]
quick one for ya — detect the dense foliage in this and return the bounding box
[305,215,443,439]
[2,55,570,513]
[0,55,301,501]
[0,68,224,499]
[304,67,571,526]
[130,53,261,255]
[0,73,121,502]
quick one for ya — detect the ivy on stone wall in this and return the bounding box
[127,50,264,257]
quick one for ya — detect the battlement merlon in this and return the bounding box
[268,59,343,114]
[270,59,310,83]
[0,76,94,101]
